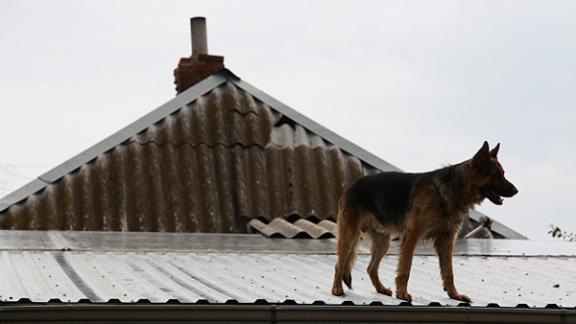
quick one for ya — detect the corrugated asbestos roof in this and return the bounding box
[0,72,375,232]
[0,70,525,239]
[0,231,573,308]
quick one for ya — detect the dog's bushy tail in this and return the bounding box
[333,194,362,294]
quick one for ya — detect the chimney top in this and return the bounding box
[174,17,224,93]
[190,17,208,59]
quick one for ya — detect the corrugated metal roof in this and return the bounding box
[0,70,525,239]
[3,250,575,306]
[0,231,573,307]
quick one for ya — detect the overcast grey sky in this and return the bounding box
[1,0,575,240]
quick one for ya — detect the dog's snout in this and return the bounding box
[510,185,519,196]
[503,183,518,197]
[498,180,518,198]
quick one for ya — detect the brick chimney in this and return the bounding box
[174,17,224,93]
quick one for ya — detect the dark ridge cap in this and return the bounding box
[48,298,63,303]
[486,303,500,308]
[369,301,384,306]
[398,301,413,306]
[457,302,471,307]
[221,68,240,80]
[341,300,355,306]
[427,302,442,307]
[312,300,326,305]
[17,298,32,303]
[254,299,269,305]
[195,299,210,304]
[282,299,297,305]
[106,298,121,303]
[77,298,92,304]
[545,303,560,309]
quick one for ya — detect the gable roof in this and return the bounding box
[0,70,525,238]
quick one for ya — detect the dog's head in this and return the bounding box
[471,141,518,205]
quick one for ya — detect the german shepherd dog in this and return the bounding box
[331,141,518,302]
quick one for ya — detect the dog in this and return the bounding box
[331,141,518,302]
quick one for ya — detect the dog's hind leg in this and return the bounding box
[331,199,362,296]
[367,227,392,296]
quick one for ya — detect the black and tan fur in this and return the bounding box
[331,141,518,302]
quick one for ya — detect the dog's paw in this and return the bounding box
[448,292,471,303]
[396,291,412,302]
[331,286,345,296]
[376,285,393,296]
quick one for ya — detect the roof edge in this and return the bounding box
[0,304,573,323]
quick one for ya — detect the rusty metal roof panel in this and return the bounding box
[0,231,574,307]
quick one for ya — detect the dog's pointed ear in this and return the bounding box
[473,141,490,166]
[490,143,500,158]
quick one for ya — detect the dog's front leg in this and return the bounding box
[395,229,420,302]
[434,233,471,303]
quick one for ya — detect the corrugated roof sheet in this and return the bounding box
[0,231,573,307]
[0,79,374,232]
[248,218,336,239]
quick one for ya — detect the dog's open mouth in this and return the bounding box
[482,188,503,205]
